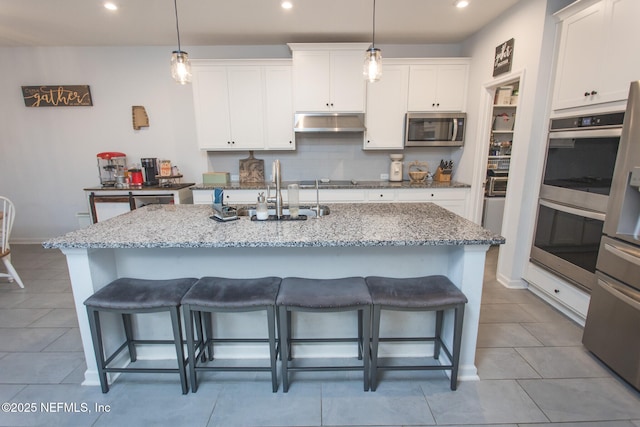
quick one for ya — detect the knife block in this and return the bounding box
[434,167,452,182]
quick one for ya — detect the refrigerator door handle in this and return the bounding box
[603,242,640,267]
[598,277,640,310]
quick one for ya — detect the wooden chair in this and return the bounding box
[1,197,25,288]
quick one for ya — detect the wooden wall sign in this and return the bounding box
[21,85,93,107]
[493,38,515,77]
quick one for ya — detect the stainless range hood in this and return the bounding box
[294,113,366,133]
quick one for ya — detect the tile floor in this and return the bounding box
[0,244,639,427]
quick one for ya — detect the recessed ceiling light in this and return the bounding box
[104,2,118,11]
[454,0,469,8]
[281,1,293,9]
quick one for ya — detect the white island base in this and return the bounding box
[61,244,489,387]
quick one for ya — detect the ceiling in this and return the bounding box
[0,0,521,47]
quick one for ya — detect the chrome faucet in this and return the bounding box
[266,159,283,219]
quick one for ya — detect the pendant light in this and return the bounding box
[170,0,191,84]
[363,0,382,83]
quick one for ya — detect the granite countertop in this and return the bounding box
[43,203,504,249]
[192,180,470,191]
[84,183,195,191]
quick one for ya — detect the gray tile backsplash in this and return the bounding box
[207,134,462,182]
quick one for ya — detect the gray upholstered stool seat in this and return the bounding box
[181,277,281,392]
[276,277,372,392]
[84,277,198,394]
[365,275,468,391]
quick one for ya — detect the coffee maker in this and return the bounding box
[389,154,404,182]
[141,158,159,186]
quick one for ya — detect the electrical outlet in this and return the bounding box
[231,174,239,182]
[380,173,389,180]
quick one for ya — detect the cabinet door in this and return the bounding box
[599,0,640,103]
[407,65,438,111]
[192,68,232,150]
[553,2,605,110]
[434,64,468,111]
[264,66,295,150]
[364,65,409,149]
[331,51,366,111]
[293,51,331,111]
[227,67,264,150]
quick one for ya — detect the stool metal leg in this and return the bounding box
[371,305,381,391]
[122,313,137,362]
[357,310,363,360]
[183,304,198,393]
[86,307,109,393]
[169,307,188,394]
[286,310,293,361]
[450,304,465,391]
[266,305,278,392]
[434,310,443,360]
[204,313,214,361]
[370,305,382,392]
[361,306,371,392]
[279,306,290,392]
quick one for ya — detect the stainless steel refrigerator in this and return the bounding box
[583,81,640,390]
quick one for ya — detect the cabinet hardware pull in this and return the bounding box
[590,90,597,96]
[584,92,590,97]
[554,289,560,294]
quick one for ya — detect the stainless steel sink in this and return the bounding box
[237,205,330,219]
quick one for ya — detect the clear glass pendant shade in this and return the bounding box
[171,50,192,85]
[364,48,382,83]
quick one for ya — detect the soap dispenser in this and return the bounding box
[256,192,269,220]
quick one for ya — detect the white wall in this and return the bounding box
[0,43,462,242]
[459,0,572,288]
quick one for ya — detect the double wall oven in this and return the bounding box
[531,111,624,292]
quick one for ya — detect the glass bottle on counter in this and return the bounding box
[256,192,269,220]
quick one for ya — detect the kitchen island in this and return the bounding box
[44,203,504,387]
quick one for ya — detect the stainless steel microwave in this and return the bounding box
[405,112,466,147]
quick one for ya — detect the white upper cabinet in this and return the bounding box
[552,0,640,110]
[289,43,369,112]
[191,60,294,151]
[407,61,469,112]
[364,64,409,150]
[263,66,295,150]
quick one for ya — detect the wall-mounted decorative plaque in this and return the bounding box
[493,39,515,77]
[21,85,93,107]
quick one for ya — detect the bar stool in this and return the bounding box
[365,275,467,391]
[84,277,198,394]
[181,277,281,392]
[276,277,372,392]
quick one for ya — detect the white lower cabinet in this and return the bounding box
[525,262,590,325]
[192,187,468,217]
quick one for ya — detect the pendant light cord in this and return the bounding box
[174,0,182,51]
[372,0,376,48]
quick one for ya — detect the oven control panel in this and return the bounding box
[550,112,625,131]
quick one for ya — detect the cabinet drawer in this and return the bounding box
[320,189,366,202]
[397,189,466,202]
[368,189,396,202]
[192,190,213,205]
[526,262,590,319]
